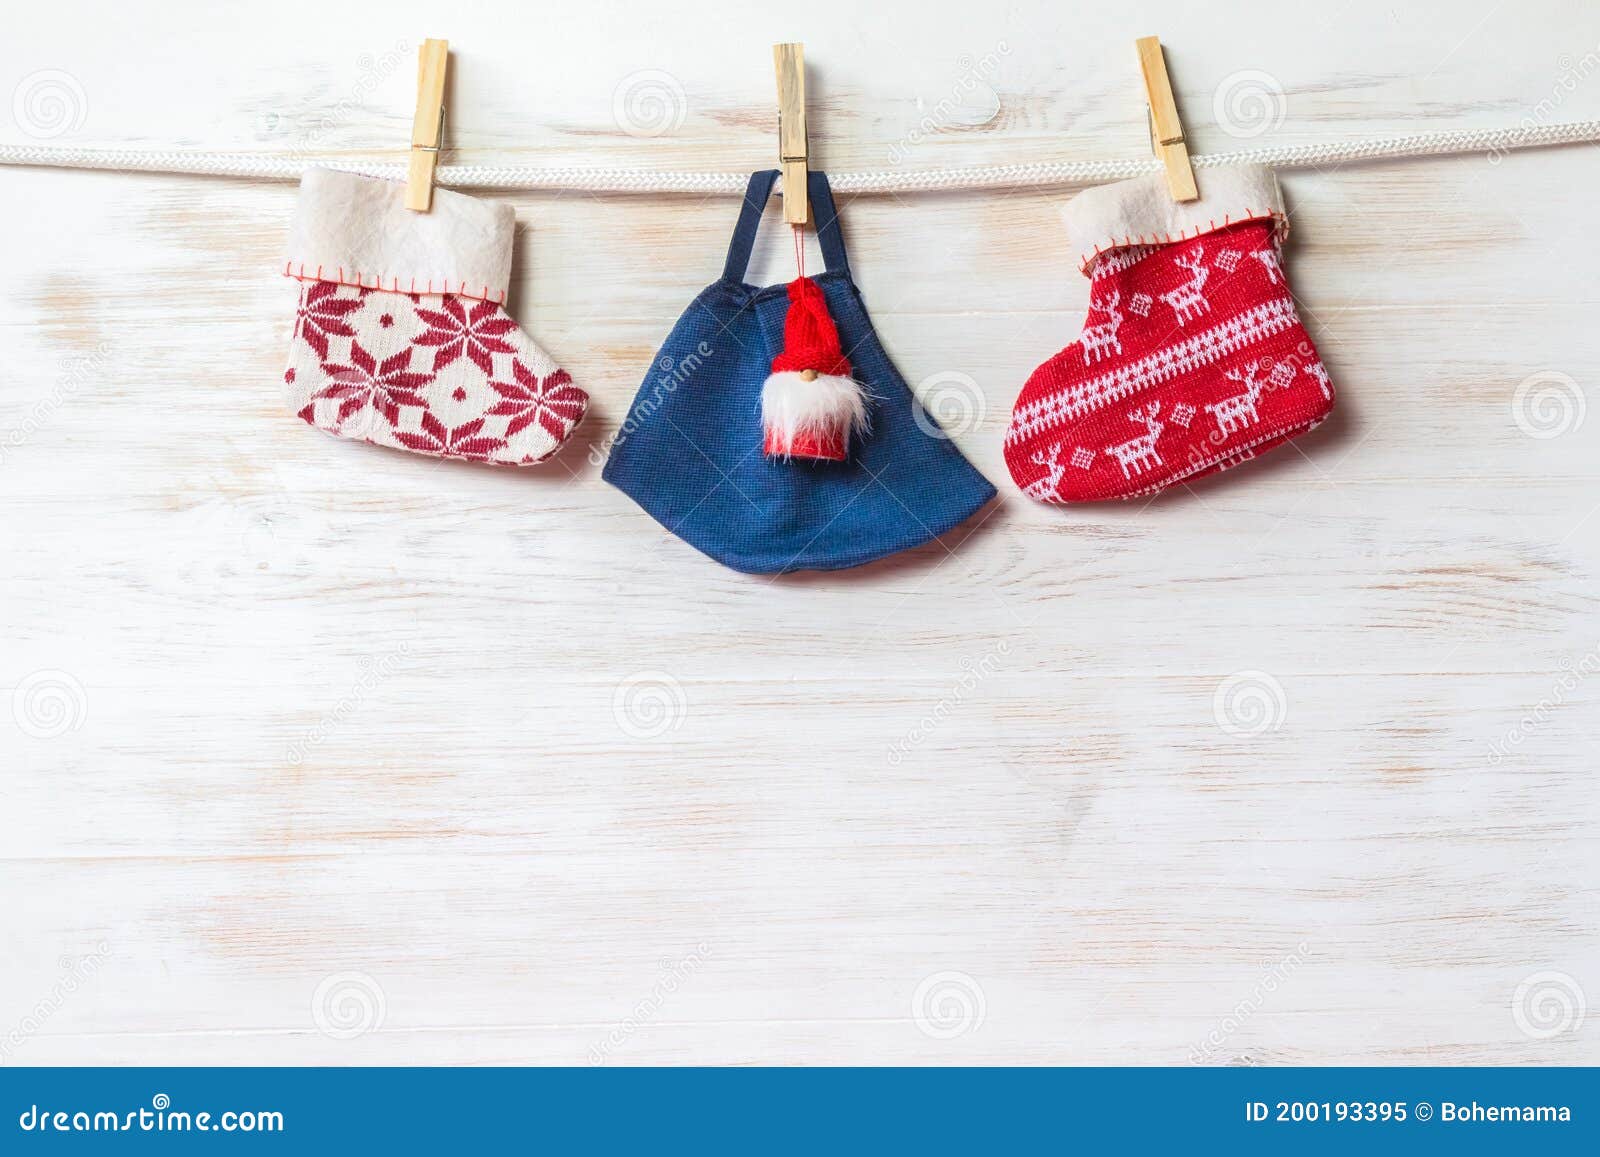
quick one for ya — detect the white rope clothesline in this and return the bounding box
[1,119,1597,194]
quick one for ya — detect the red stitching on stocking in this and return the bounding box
[284,263,507,304]
[1075,211,1284,274]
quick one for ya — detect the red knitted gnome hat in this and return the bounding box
[762,277,868,461]
[1004,164,1334,502]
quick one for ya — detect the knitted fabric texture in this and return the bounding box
[1005,164,1333,502]
[602,169,995,574]
[283,168,586,467]
[770,278,853,376]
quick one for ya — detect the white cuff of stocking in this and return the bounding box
[1065,163,1287,273]
[284,167,514,304]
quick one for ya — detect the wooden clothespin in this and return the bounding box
[772,42,808,226]
[1135,36,1198,203]
[405,38,449,212]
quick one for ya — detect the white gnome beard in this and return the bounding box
[761,371,870,453]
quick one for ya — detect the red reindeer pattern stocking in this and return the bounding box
[1005,165,1334,503]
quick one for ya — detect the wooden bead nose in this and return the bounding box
[800,369,818,381]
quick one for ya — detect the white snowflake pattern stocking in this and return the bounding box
[283,169,586,466]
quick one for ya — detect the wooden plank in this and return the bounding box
[2,0,1600,1068]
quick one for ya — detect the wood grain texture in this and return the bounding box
[2,0,1599,1066]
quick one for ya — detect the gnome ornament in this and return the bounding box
[761,276,868,461]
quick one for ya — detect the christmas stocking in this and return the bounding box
[1004,164,1333,502]
[282,168,586,466]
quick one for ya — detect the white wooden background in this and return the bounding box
[2,0,1598,1066]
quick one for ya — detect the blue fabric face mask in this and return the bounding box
[602,170,996,574]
